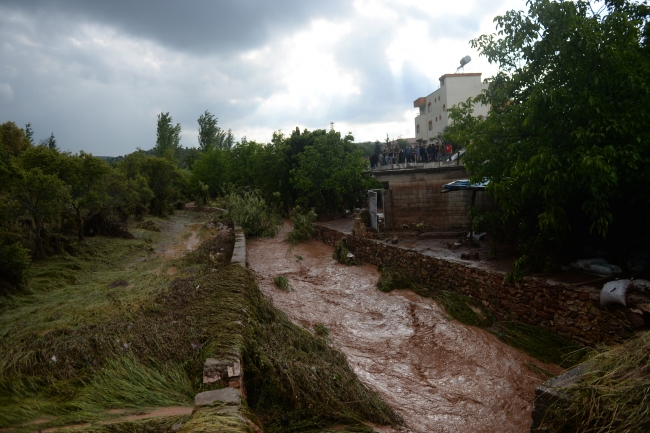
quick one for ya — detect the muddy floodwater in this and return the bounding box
[248,223,552,433]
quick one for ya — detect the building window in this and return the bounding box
[428,121,432,131]
[443,104,446,111]
[416,124,420,133]
[427,102,431,113]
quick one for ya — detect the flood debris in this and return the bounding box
[273,275,293,291]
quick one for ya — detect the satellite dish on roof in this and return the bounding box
[457,55,471,72]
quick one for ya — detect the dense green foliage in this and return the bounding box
[446,0,650,270]
[190,126,377,214]
[227,190,282,237]
[0,121,186,291]
[1,112,377,291]
[285,205,317,245]
[292,128,375,213]
[153,112,181,160]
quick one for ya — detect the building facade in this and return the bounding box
[414,73,488,143]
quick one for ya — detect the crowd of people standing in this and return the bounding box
[369,142,453,169]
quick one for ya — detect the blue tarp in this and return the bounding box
[442,179,489,191]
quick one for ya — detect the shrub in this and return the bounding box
[273,275,292,291]
[332,238,361,266]
[314,323,329,337]
[0,243,31,294]
[285,206,317,246]
[227,190,282,238]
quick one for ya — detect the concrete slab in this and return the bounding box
[194,388,241,406]
[231,225,247,267]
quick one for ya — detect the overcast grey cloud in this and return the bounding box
[0,0,525,156]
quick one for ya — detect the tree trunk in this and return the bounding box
[75,207,85,241]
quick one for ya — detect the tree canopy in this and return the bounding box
[446,0,650,269]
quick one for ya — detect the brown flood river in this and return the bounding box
[248,223,554,433]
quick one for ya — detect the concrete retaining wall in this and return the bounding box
[314,225,649,345]
[371,165,495,230]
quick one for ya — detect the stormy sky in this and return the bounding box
[0,0,525,156]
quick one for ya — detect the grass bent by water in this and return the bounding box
[0,212,400,433]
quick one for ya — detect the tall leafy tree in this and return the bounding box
[291,127,377,213]
[0,122,31,157]
[59,152,111,241]
[6,167,70,257]
[197,110,235,152]
[154,112,181,160]
[23,123,34,145]
[39,133,58,151]
[446,0,650,268]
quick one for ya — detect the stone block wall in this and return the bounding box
[314,225,649,346]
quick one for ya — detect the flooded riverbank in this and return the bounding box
[247,223,555,433]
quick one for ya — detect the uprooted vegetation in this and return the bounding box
[284,206,317,246]
[376,264,588,368]
[0,213,400,433]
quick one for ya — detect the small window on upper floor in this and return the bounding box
[427,102,431,113]
[443,104,446,111]
[416,124,420,133]
[428,121,432,131]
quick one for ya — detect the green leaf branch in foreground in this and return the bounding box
[445,0,650,270]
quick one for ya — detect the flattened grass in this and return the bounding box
[541,331,650,432]
[1,212,400,433]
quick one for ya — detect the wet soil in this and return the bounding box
[248,223,554,433]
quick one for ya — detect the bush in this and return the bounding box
[227,190,282,238]
[0,243,31,294]
[332,238,362,266]
[285,206,317,246]
[273,275,292,291]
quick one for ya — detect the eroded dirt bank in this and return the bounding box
[248,223,551,433]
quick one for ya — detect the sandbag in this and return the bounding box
[600,280,633,308]
[571,258,622,276]
[632,279,650,292]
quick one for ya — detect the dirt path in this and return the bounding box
[247,223,550,433]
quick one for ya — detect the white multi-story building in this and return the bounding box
[413,72,488,143]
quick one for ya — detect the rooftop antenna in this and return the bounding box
[456,55,471,72]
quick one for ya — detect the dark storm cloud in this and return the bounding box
[0,0,353,54]
[0,0,520,154]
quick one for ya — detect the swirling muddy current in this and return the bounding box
[247,224,550,433]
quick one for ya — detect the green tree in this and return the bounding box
[104,170,153,222]
[138,156,181,216]
[446,0,650,268]
[23,123,34,145]
[197,110,234,152]
[40,133,58,151]
[291,127,376,213]
[154,112,181,160]
[189,148,231,201]
[59,152,111,241]
[6,167,70,257]
[0,122,31,157]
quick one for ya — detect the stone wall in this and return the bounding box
[314,225,649,345]
[371,165,495,231]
